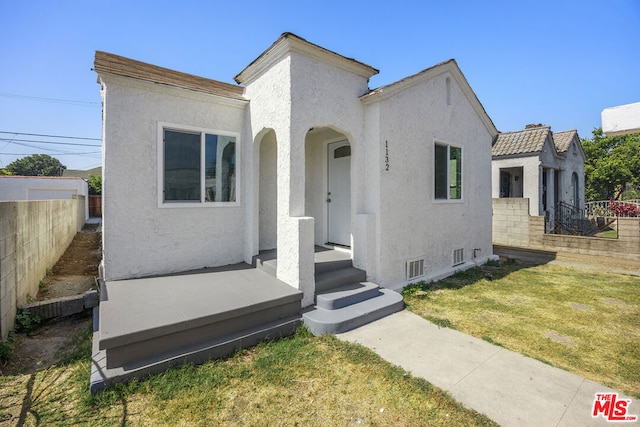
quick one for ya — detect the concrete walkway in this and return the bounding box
[337,310,636,426]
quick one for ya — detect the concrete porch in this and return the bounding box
[91,264,302,394]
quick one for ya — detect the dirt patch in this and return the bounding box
[2,221,101,375]
[1,314,91,376]
[570,302,592,311]
[36,223,101,301]
[545,330,574,347]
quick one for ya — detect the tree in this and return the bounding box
[0,169,11,175]
[88,174,102,195]
[582,128,640,201]
[5,154,66,176]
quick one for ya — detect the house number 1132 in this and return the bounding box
[385,140,390,171]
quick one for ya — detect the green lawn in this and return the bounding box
[403,261,640,398]
[0,325,496,426]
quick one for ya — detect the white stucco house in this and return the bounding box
[91,32,501,388]
[491,124,586,230]
[95,33,497,304]
[95,33,498,302]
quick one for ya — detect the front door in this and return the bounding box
[327,141,351,246]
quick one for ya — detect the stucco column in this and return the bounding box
[276,130,315,307]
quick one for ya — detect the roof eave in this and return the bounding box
[234,32,379,85]
[361,59,498,136]
[94,51,246,102]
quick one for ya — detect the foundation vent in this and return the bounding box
[453,248,464,266]
[406,257,426,281]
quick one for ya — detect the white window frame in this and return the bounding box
[157,122,240,208]
[434,140,463,202]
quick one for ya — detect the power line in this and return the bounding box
[0,131,100,141]
[0,93,100,106]
[0,137,101,147]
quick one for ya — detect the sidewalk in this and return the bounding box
[337,310,636,426]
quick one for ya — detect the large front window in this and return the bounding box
[161,125,237,204]
[434,143,462,200]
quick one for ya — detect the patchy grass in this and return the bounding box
[0,326,496,426]
[404,261,640,398]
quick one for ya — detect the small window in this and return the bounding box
[334,145,351,158]
[161,125,238,205]
[434,143,462,200]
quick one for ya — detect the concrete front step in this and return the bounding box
[316,282,381,310]
[315,266,366,293]
[303,288,404,335]
[253,248,354,278]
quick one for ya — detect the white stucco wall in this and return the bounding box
[366,70,495,287]
[0,176,89,220]
[100,74,248,280]
[492,156,541,216]
[558,139,585,208]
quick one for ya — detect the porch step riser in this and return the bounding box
[105,301,300,369]
[255,259,277,277]
[92,315,300,394]
[314,258,353,275]
[315,267,367,293]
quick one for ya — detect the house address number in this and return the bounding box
[384,140,390,171]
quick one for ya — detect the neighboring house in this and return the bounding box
[602,102,640,136]
[491,124,585,229]
[0,175,89,220]
[94,33,497,305]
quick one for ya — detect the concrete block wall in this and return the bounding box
[493,201,640,261]
[492,198,530,246]
[0,199,84,339]
[533,217,640,259]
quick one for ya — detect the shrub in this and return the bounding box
[14,309,42,333]
[609,198,640,217]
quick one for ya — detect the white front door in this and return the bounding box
[327,141,351,246]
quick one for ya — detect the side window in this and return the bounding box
[161,125,238,205]
[434,143,462,200]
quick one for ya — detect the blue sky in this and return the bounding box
[0,0,638,170]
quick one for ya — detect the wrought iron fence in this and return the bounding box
[584,199,640,218]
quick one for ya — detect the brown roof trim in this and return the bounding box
[94,51,246,101]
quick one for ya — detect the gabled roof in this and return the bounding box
[492,126,552,157]
[361,59,498,136]
[492,125,583,159]
[552,130,578,153]
[234,32,379,85]
[93,51,246,101]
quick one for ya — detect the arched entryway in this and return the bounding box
[258,129,277,250]
[304,127,352,248]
